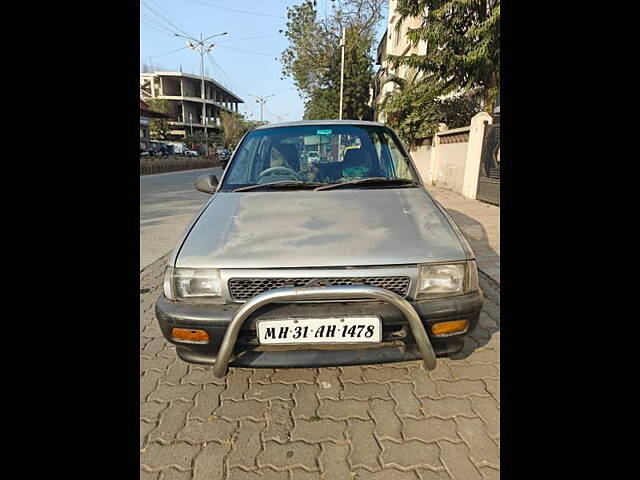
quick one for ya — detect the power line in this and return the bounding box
[147,0,191,34]
[184,0,286,19]
[140,0,193,38]
[140,46,189,60]
[216,45,278,57]
[216,34,280,43]
[140,18,176,37]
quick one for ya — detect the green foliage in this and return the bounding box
[280,0,384,120]
[147,98,171,140]
[390,0,500,112]
[382,78,479,146]
[219,112,265,149]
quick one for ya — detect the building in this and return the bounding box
[140,99,169,151]
[371,0,427,123]
[140,71,244,139]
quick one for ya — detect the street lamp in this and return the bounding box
[175,31,228,152]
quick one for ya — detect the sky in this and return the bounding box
[140,0,389,123]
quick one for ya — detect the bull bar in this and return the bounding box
[212,285,438,378]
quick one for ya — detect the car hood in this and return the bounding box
[174,188,467,269]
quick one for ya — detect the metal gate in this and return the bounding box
[476,123,500,206]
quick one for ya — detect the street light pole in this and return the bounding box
[253,94,275,122]
[175,31,228,153]
[339,27,346,120]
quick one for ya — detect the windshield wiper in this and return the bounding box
[233,181,324,192]
[314,177,419,191]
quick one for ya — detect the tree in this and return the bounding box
[147,98,171,140]
[219,112,265,149]
[381,75,479,146]
[280,0,385,120]
[389,0,500,112]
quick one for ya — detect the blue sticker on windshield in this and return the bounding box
[317,129,332,135]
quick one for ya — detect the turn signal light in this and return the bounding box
[431,320,469,337]
[171,328,209,344]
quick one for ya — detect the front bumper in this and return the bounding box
[155,287,482,376]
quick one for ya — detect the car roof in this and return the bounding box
[253,119,388,131]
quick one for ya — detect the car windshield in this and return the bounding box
[220,124,420,191]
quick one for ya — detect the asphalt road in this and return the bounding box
[140,167,223,270]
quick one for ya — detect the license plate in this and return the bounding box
[256,317,382,345]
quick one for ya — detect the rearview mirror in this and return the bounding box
[194,174,218,194]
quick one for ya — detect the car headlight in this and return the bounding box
[416,261,478,299]
[163,267,223,302]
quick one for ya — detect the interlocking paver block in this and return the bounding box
[410,368,440,398]
[403,417,459,443]
[362,366,410,383]
[390,383,423,417]
[161,469,192,480]
[319,441,351,479]
[177,416,237,444]
[450,364,499,380]
[141,442,201,471]
[249,368,275,384]
[469,397,499,439]
[353,469,417,479]
[220,369,252,401]
[292,418,346,443]
[190,384,225,420]
[429,362,454,381]
[439,441,483,480]
[217,399,269,421]
[339,366,364,383]
[346,419,380,470]
[318,399,369,420]
[258,440,321,471]
[436,380,489,398]
[148,401,192,444]
[141,401,168,422]
[454,417,499,466]
[270,368,317,384]
[420,397,476,419]
[478,466,500,480]
[483,379,500,402]
[228,419,266,469]
[227,468,288,480]
[140,469,160,480]
[141,370,164,402]
[292,384,320,419]
[264,399,294,443]
[464,349,499,364]
[149,383,200,403]
[141,354,173,372]
[182,365,226,385]
[381,440,442,469]
[316,368,341,400]
[192,442,231,480]
[246,382,295,401]
[141,420,156,449]
[289,469,323,479]
[142,337,167,357]
[342,382,390,401]
[370,398,402,441]
[164,358,190,385]
[416,469,452,480]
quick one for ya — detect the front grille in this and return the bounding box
[228,276,410,301]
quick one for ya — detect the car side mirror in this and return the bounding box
[194,174,218,194]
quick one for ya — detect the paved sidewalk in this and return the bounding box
[428,188,500,284]
[140,257,500,480]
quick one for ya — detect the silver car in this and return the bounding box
[155,120,482,378]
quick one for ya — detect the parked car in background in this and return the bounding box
[155,120,482,378]
[184,149,199,157]
[306,151,321,164]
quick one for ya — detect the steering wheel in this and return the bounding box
[257,166,299,180]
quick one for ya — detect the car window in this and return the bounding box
[221,124,420,190]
